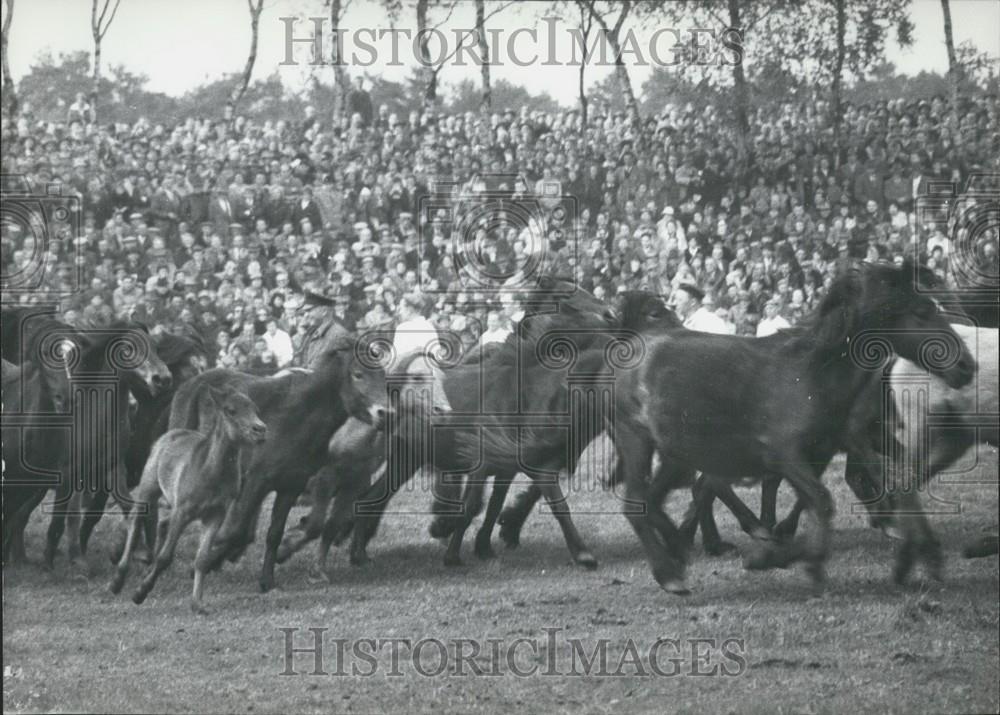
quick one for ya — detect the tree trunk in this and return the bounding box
[476,0,491,112]
[1,0,16,120]
[227,0,264,120]
[330,0,348,121]
[589,1,639,130]
[90,33,101,122]
[416,0,436,108]
[940,0,961,122]
[831,0,847,166]
[727,0,751,182]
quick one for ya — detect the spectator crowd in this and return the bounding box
[2,84,998,371]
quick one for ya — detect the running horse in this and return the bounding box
[610,261,976,594]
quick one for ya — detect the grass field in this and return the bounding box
[4,451,998,714]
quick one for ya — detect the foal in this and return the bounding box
[109,386,267,613]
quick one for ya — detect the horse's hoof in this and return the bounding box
[498,519,521,549]
[704,540,738,557]
[349,552,369,567]
[963,535,999,559]
[275,545,295,564]
[258,578,273,594]
[132,589,148,605]
[475,542,496,560]
[743,547,774,571]
[443,553,463,568]
[660,579,691,596]
[428,517,454,540]
[191,601,209,616]
[574,551,599,570]
[772,521,798,541]
[109,575,125,595]
[805,560,826,587]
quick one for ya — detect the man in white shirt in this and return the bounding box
[756,297,792,337]
[672,283,730,334]
[263,319,294,368]
[393,292,451,412]
[479,310,511,346]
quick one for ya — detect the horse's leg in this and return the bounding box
[443,475,485,567]
[533,471,599,570]
[350,437,419,565]
[277,464,336,564]
[759,476,779,530]
[43,481,73,569]
[747,463,834,588]
[474,472,514,560]
[710,480,768,538]
[963,535,1000,559]
[80,489,110,555]
[109,495,151,594]
[616,426,687,594]
[191,513,224,614]
[259,490,297,593]
[199,479,269,574]
[7,490,46,564]
[498,484,541,548]
[133,506,194,604]
[429,469,465,540]
[316,461,379,578]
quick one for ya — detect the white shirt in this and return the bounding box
[264,329,294,368]
[683,307,731,335]
[392,314,451,411]
[480,327,511,346]
[392,316,442,373]
[756,315,791,337]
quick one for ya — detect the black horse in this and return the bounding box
[166,333,390,592]
[275,277,624,573]
[452,291,683,559]
[2,309,172,567]
[609,261,976,594]
[681,276,999,559]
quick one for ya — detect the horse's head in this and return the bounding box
[315,334,391,430]
[154,333,207,386]
[520,277,619,341]
[831,261,976,389]
[89,323,173,398]
[206,386,268,445]
[614,291,683,332]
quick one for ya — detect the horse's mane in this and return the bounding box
[154,332,206,367]
[782,262,912,361]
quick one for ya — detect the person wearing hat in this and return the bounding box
[672,283,729,334]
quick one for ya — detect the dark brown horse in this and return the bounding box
[2,309,172,568]
[611,261,975,594]
[167,333,389,592]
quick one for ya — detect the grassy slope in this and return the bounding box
[4,452,998,715]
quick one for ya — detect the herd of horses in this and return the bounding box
[2,260,997,611]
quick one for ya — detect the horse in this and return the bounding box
[91,332,209,560]
[322,278,628,571]
[273,276,623,573]
[2,358,67,563]
[450,291,683,560]
[166,333,389,592]
[2,311,172,568]
[610,261,976,594]
[110,385,267,613]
